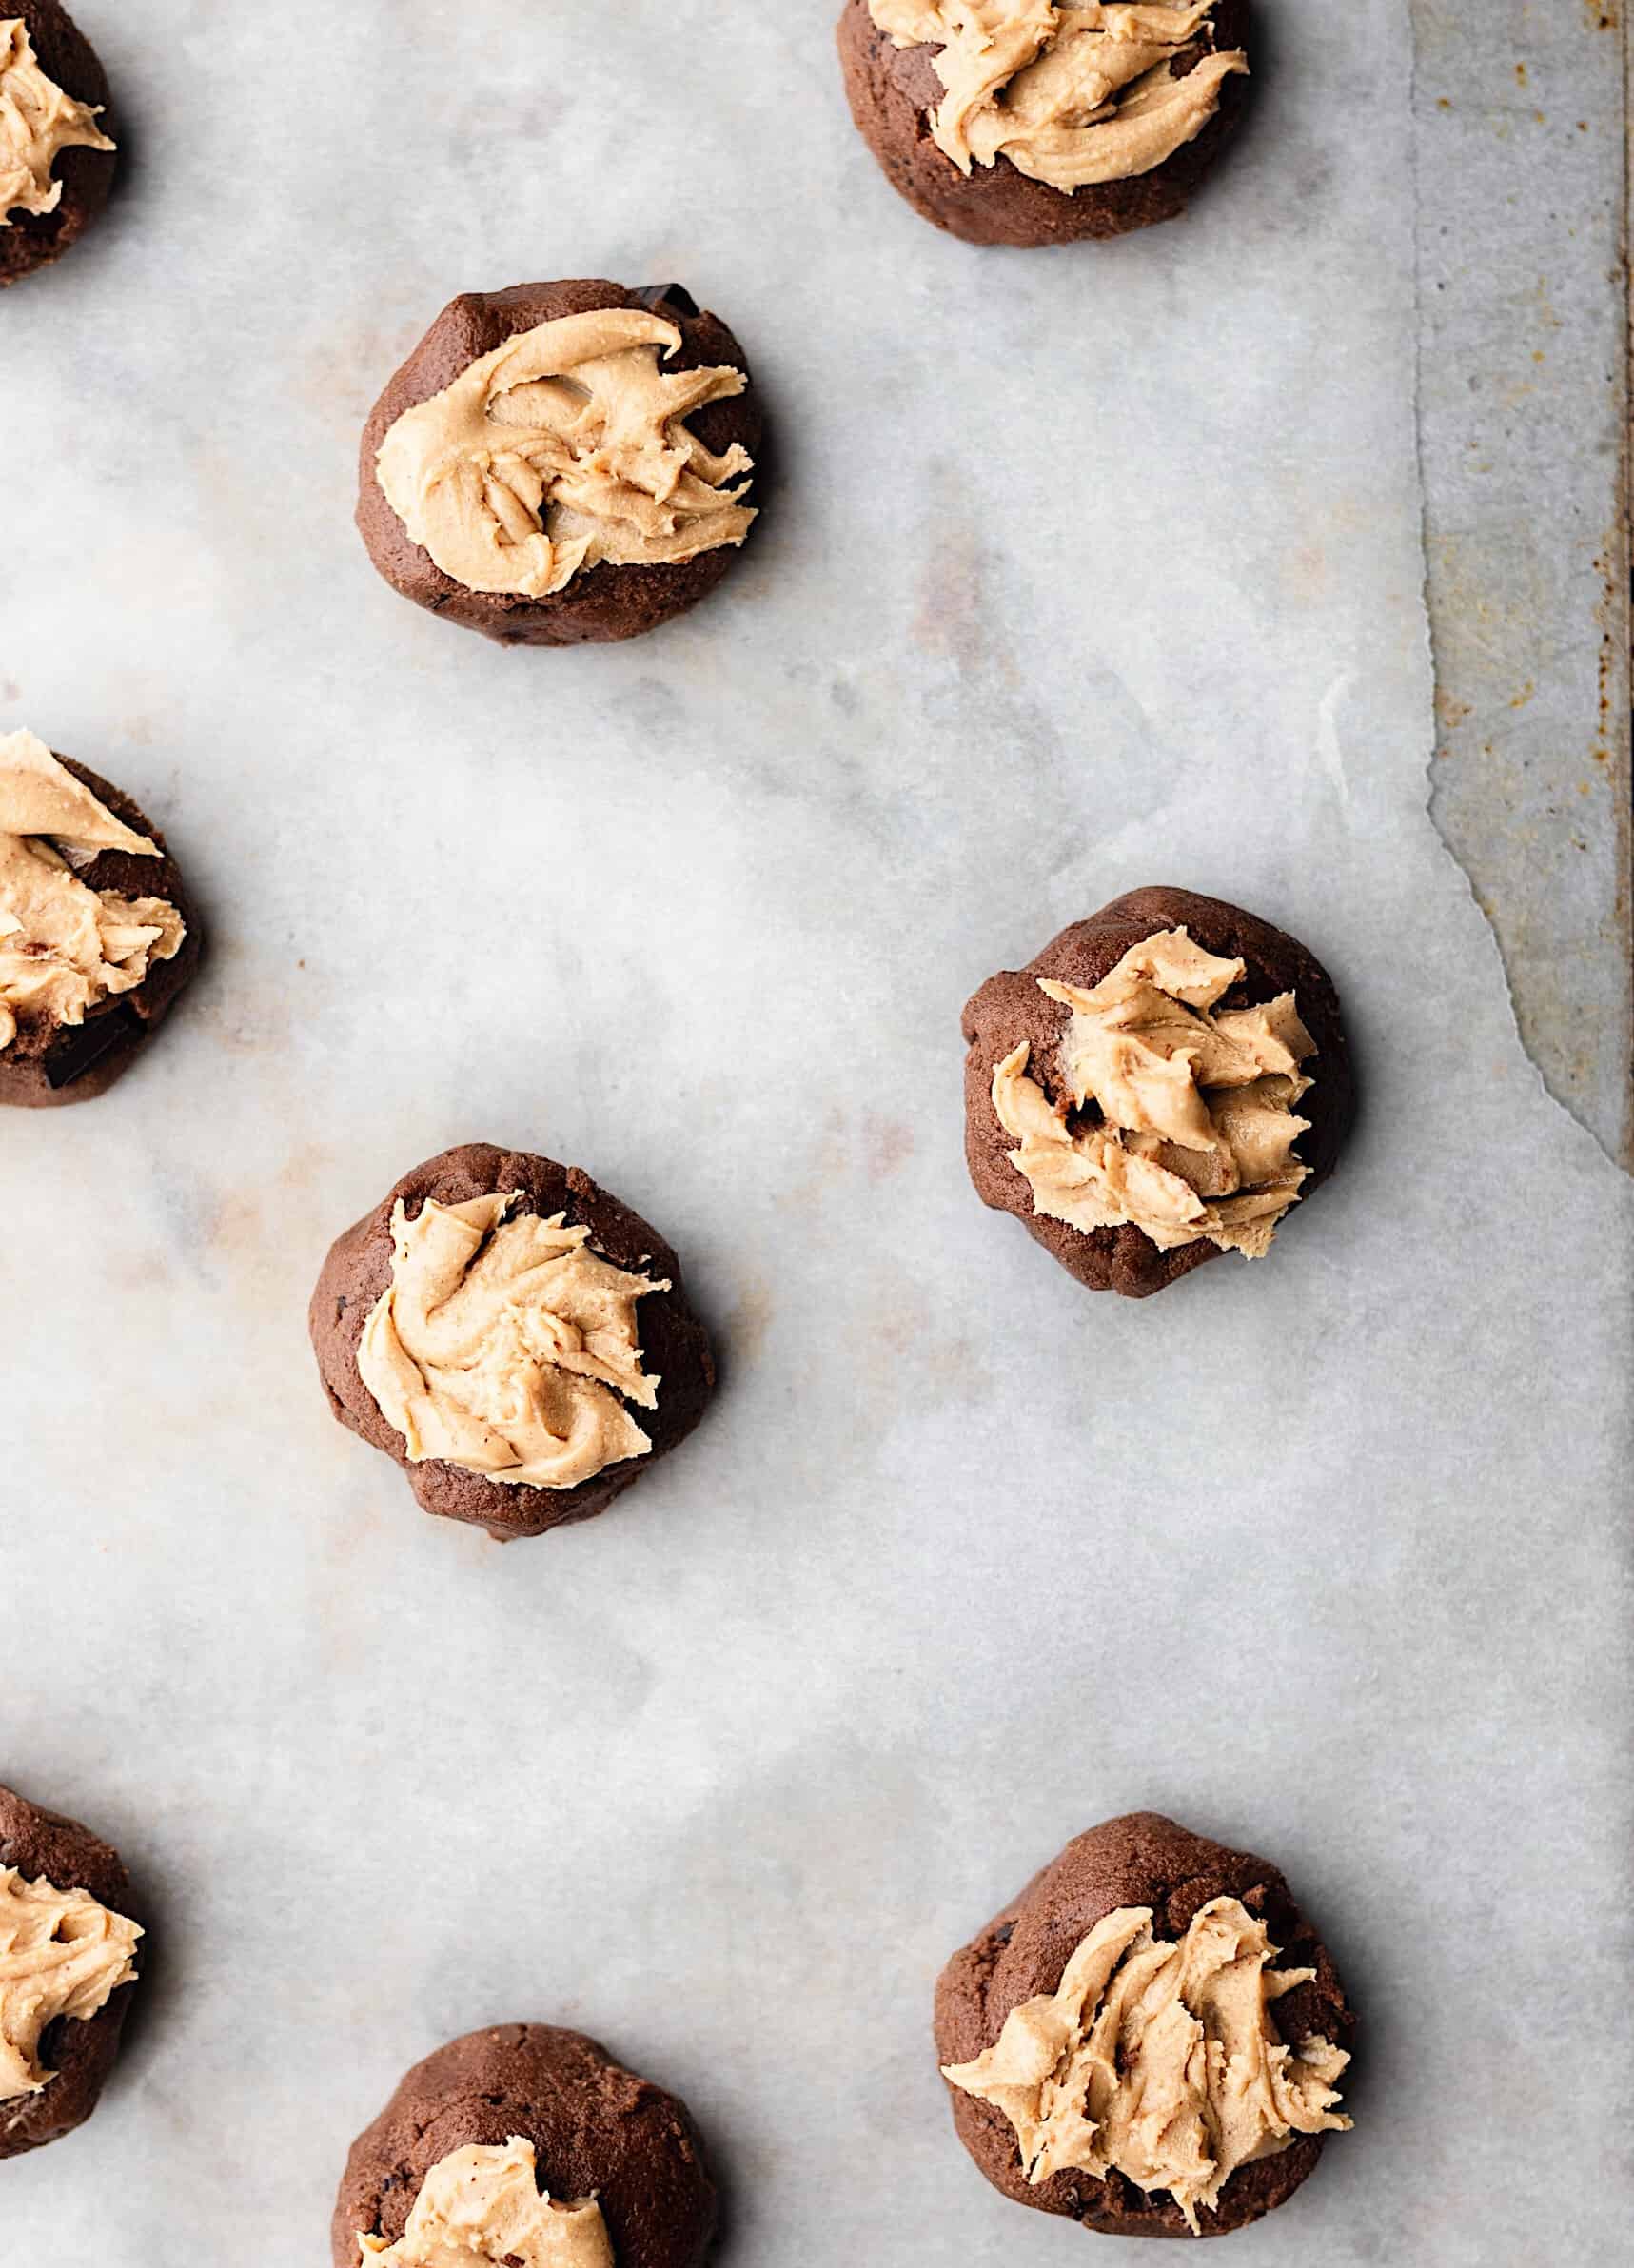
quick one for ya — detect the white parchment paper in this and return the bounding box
[3,4,1631,2262]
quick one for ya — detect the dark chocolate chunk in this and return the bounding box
[44,1002,143,1089]
[631,282,699,316]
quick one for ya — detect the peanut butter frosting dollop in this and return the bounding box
[0,16,113,223]
[376,307,757,600]
[0,1866,142,2102]
[0,729,186,1055]
[360,2138,615,2268]
[992,926,1315,1258]
[866,1,1247,191]
[943,1898,1350,2234]
[358,1192,668,1492]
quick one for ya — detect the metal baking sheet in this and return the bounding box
[1414,0,1632,1166]
[3,3,1631,2263]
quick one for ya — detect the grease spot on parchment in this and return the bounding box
[192,990,294,1056]
[864,1114,915,1182]
[786,1106,850,1213]
[913,523,1012,687]
[295,322,406,439]
[726,1275,775,1369]
[200,1140,342,1286]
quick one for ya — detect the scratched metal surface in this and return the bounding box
[1414,0,1633,1162]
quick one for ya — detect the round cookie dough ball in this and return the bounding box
[0,730,202,1108]
[935,1813,1355,2239]
[356,280,763,647]
[961,885,1352,1299]
[309,1143,717,1541]
[0,1782,145,2160]
[332,2024,719,2268]
[0,3,117,287]
[837,0,1250,247]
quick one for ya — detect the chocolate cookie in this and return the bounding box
[332,2024,718,2268]
[0,4,117,287]
[356,280,762,647]
[962,886,1352,1298]
[309,1143,716,1541]
[0,1782,145,2160]
[935,1813,1355,2239]
[0,737,202,1109]
[837,0,1250,247]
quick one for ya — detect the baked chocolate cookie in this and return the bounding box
[935,1813,1355,2240]
[0,3,117,287]
[0,731,202,1108]
[837,0,1250,247]
[309,1143,716,1541]
[357,280,762,647]
[332,2024,718,2268]
[962,886,1352,1298]
[0,1782,145,2160]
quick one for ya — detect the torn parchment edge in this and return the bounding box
[1408,0,1634,1173]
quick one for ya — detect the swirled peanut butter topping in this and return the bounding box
[358,1192,668,1491]
[0,17,114,223]
[0,730,185,1055]
[943,1898,1350,2234]
[992,927,1315,1258]
[376,307,756,599]
[360,2138,614,2268]
[866,1,1246,191]
[0,1866,142,2102]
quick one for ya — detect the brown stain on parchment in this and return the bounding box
[201,1139,341,1282]
[788,1105,849,1210]
[864,1114,915,1181]
[726,1275,774,1369]
[192,948,338,1060]
[911,467,1023,691]
[295,322,406,441]
[788,1109,916,1210]
[913,524,994,672]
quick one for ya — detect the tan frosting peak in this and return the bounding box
[0,1866,142,2102]
[358,1191,668,1492]
[0,16,114,224]
[992,927,1315,1258]
[867,1,1246,191]
[376,306,756,600]
[943,1898,1350,2234]
[360,2138,615,2268]
[0,730,185,1055]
